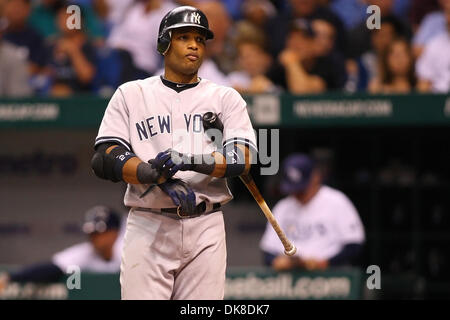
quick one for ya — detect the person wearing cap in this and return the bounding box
[0,206,124,291]
[259,153,365,271]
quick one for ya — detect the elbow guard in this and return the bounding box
[91,143,136,183]
[91,143,161,184]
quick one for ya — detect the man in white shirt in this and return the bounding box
[107,0,176,78]
[260,154,365,271]
[416,7,450,93]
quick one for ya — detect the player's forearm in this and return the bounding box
[91,143,164,185]
[185,143,256,178]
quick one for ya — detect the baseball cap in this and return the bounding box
[82,206,121,235]
[280,153,315,194]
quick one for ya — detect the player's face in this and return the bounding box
[164,27,206,78]
[295,170,322,204]
[89,230,118,261]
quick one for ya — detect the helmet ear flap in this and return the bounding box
[158,30,172,56]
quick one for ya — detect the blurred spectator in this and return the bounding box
[409,0,440,32]
[228,36,277,94]
[0,206,124,291]
[107,0,176,82]
[265,0,347,60]
[0,17,33,96]
[312,16,347,88]
[241,0,277,28]
[347,0,411,60]
[29,0,105,42]
[98,0,134,31]
[358,16,407,88]
[2,0,47,73]
[416,6,450,93]
[46,6,96,96]
[260,154,365,271]
[412,0,450,58]
[267,19,345,94]
[369,37,417,93]
[196,1,234,75]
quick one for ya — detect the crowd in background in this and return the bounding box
[0,0,449,97]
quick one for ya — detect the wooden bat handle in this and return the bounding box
[239,174,297,256]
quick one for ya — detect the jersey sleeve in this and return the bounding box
[94,86,132,151]
[221,88,257,153]
[333,195,365,245]
[259,202,285,255]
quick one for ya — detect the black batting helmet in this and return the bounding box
[157,6,214,55]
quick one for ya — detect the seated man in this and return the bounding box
[267,19,346,94]
[260,153,365,271]
[416,6,450,93]
[0,206,124,290]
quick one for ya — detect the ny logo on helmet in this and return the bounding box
[190,12,201,24]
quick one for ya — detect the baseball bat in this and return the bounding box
[203,112,297,256]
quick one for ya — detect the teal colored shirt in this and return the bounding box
[28,4,105,39]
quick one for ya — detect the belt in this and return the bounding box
[134,202,222,220]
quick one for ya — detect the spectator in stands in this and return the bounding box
[268,19,345,94]
[107,0,176,82]
[260,154,365,271]
[46,6,96,96]
[265,0,347,60]
[196,1,234,79]
[2,0,50,94]
[0,206,124,291]
[412,0,450,58]
[358,16,407,89]
[2,0,47,73]
[311,16,347,84]
[228,35,277,94]
[241,0,277,29]
[416,5,450,93]
[29,0,105,42]
[369,37,417,94]
[409,0,440,33]
[347,0,411,60]
[0,17,33,96]
[94,0,134,34]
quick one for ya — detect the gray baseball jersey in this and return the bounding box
[95,76,257,209]
[95,76,256,300]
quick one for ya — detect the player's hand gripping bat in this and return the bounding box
[202,112,297,256]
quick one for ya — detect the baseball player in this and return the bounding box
[0,206,124,292]
[91,6,257,300]
[260,154,365,271]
